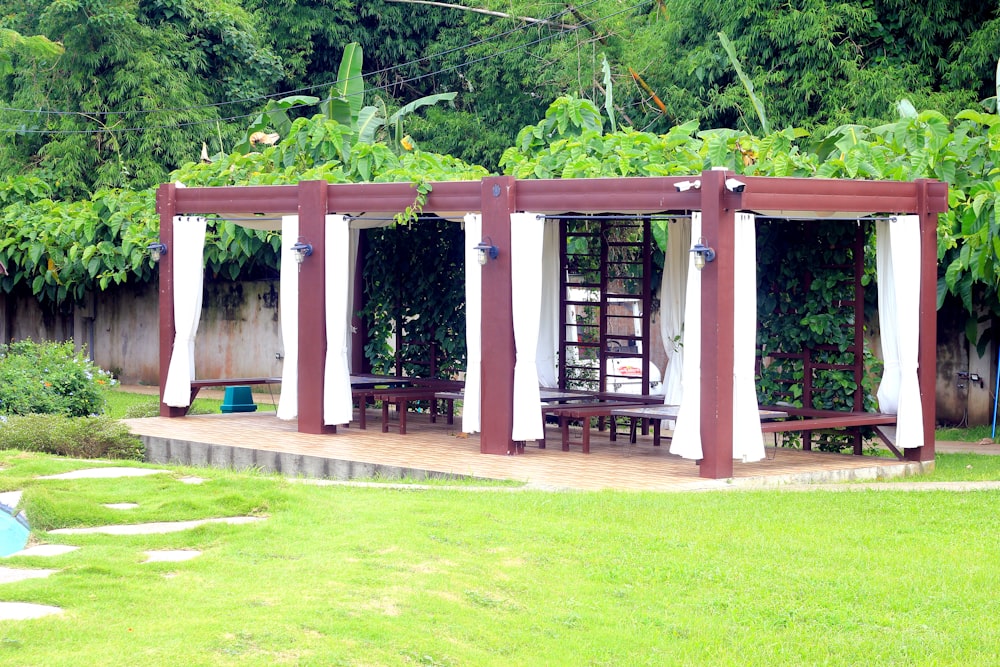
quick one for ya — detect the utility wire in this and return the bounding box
[0,0,614,121]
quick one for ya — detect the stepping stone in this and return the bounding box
[49,516,262,535]
[0,566,57,584]
[38,467,169,480]
[143,550,201,563]
[178,477,206,485]
[103,503,139,510]
[0,602,63,620]
[6,545,79,558]
[0,491,22,509]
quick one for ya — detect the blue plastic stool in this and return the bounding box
[221,386,257,413]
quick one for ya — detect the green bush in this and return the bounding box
[0,414,144,460]
[0,339,116,416]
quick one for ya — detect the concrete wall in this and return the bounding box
[1,279,283,386]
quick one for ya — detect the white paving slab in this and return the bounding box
[0,566,57,584]
[103,503,139,510]
[143,550,201,563]
[6,545,79,558]
[178,477,207,485]
[49,516,263,535]
[0,491,22,508]
[0,602,63,620]
[37,467,169,480]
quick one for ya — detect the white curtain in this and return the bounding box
[277,216,300,420]
[732,213,765,462]
[669,212,703,460]
[163,216,207,407]
[659,218,691,405]
[346,227,361,373]
[877,216,924,448]
[537,219,560,388]
[875,221,899,414]
[324,215,354,426]
[463,213,483,433]
[510,212,545,441]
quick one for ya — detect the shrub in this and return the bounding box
[0,414,144,460]
[0,339,116,417]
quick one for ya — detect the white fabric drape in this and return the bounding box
[324,215,354,426]
[537,219,560,388]
[463,213,483,433]
[669,212,703,460]
[877,216,924,448]
[732,213,765,462]
[510,212,545,441]
[659,218,691,405]
[163,216,207,407]
[276,216,300,420]
[346,228,361,373]
[875,221,899,414]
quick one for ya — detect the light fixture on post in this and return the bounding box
[147,242,168,264]
[690,238,716,271]
[291,239,313,265]
[474,237,499,266]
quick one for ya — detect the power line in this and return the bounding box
[0,0,612,121]
[0,1,643,136]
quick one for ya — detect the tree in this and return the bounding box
[0,0,284,196]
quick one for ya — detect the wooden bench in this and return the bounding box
[187,378,281,413]
[758,409,898,455]
[372,386,458,434]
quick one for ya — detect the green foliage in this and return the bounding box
[0,27,64,77]
[0,188,158,307]
[0,0,283,195]
[0,413,144,459]
[754,221,884,452]
[0,339,116,417]
[361,218,466,377]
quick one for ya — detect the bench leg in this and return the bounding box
[581,419,591,454]
[560,417,570,452]
[381,400,390,433]
[399,399,408,435]
[653,420,661,447]
[446,399,454,425]
[356,394,367,430]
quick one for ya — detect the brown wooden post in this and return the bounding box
[154,183,185,417]
[909,178,938,462]
[480,176,517,454]
[698,169,736,478]
[297,180,336,434]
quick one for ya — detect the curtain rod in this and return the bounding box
[754,215,899,222]
[540,213,693,220]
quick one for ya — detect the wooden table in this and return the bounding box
[543,401,650,453]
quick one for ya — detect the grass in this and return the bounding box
[935,423,994,442]
[2,451,1000,665]
[103,388,275,419]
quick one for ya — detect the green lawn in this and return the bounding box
[104,388,275,419]
[2,451,1000,665]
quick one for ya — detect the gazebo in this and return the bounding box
[154,171,947,479]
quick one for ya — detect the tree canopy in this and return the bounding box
[2,0,1000,340]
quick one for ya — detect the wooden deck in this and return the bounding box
[123,405,929,491]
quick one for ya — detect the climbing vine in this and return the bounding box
[361,218,467,378]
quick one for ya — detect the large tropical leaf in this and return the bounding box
[335,42,364,127]
[386,93,458,126]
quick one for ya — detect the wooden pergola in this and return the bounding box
[154,171,947,479]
